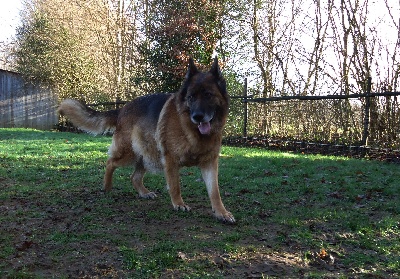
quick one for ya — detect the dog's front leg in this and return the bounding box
[201,160,236,224]
[164,156,191,212]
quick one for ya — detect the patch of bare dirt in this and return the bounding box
[0,182,385,278]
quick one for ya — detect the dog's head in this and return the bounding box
[179,57,229,135]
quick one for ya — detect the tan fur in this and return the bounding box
[58,99,117,135]
[58,58,235,223]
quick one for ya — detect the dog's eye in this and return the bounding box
[205,92,213,98]
[187,95,194,102]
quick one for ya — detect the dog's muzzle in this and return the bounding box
[191,112,214,135]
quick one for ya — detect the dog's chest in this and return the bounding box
[178,141,218,167]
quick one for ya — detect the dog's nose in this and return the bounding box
[192,113,204,123]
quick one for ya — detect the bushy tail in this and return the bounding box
[58,99,119,135]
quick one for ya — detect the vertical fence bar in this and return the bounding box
[361,77,372,146]
[115,97,121,109]
[243,78,248,138]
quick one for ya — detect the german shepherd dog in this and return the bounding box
[58,57,235,223]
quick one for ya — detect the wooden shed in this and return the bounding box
[0,69,58,130]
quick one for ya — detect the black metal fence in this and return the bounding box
[227,78,400,150]
[58,78,400,152]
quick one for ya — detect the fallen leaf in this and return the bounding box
[264,170,275,176]
[327,191,342,199]
[177,251,188,261]
[16,240,35,251]
[239,188,250,194]
[224,191,232,197]
[213,255,230,269]
[356,194,365,201]
[319,249,328,259]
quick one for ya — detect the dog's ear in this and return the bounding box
[210,56,227,95]
[186,57,198,79]
[180,58,198,101]
[210,56,222,79]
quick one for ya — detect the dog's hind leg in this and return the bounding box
[131,161,157,199]
[104,137,135,192]
[104,155,133,192]
[104,157,117,192]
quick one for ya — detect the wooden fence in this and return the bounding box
[0,69,58,130]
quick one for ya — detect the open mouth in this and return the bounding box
[191,112,214,135]
[198,121,211,135]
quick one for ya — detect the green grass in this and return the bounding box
[1,128,399,278]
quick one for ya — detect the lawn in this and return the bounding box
[0,128,399,278]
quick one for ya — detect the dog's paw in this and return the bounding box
[173,204,191,212]
[214,211,236,224]
[139,192,157,199]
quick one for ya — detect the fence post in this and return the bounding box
[243,78,248,138]
[115,97,121,109]
[361,77,372,146]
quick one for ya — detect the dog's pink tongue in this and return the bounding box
[198,122,211,135]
